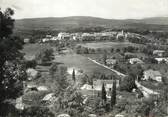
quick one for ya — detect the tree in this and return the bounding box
[0,8,26,116]
[111,48,114,53]
[137,103,151,117]
[25,59,37,69]
[116,48,120,53]
[162,76,168,85]
[100,74,106,80]
[111,80,117,107]
[22,106,54,117]
[0,8,14,38]
[102,83,107,102]
[51,65,69,94]
[102,51,107,65]
[83,47,89,54]
[128,64,144,81]
[80,74,87,85]
[162,86,168,102]
[118,36,124,42]
[136,97,155,117]
[119,76,136,92]
[76,45,82,54]
[54,85,84,117]
[72,69,76,82]
[146,57,158,64]
[36,48,54,64]
[49,62,58,78]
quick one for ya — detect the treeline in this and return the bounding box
[66,26,106,33]
[150,31,168,39]
[14,29,59,42]
[127,36,150,44]
[76,45,141,54]
[124,28,150,35]
[108,28,151,35]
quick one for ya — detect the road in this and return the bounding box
[87,57,126,77]
[135,80,159,98]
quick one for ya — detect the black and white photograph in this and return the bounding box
[0,0,168,117]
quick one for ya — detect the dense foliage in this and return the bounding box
[0,8,26,116]
[111,80,117,107]
[119,76,136,92]
[35,48,54,65]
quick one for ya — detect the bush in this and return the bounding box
[35,48,54,64]
[136,98,155,117]
[80,74,88,85]
[22,106,54,117]
[162,77,168,85]
[25,59,37,69]
[119,76,137,92]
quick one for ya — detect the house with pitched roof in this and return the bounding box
[129,58,143,64]
[106,59,117,66]
[153,50,165,57]
[93,79,120,91]
[143,69,162,82]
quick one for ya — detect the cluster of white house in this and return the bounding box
[23,30,146,44]
[153,50,168,63]
[31,31,143,43]
[128,50,168,65]
[40,31,120,42]
[100,49,168,69]
[127,50,166,82]
[143,69,162,82]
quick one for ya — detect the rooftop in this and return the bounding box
[144,69,161,76]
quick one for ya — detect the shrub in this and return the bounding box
[119,76,137,92]
[35,48,54,65]
[25,59,37,69]
[22,106,54,117]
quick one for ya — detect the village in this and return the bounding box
[19,28,168,117]
[1,1,168,117]
[38,30,143,43]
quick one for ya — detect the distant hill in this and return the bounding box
[139,17,168,25]
[15,16,127,31]
[14,16,168,36]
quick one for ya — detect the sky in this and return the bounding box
[0,0,168,19]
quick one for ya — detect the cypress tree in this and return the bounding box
[103,51,107,65]
[97,92,100,97]
[102,83,107,102]
[111,80,117,107]
[101,74,106,80]
[72,69,76,81]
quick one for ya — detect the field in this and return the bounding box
[54,54,114,75]
[78,41,144,49]
[54,54,116,76]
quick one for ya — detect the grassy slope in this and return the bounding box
[54,54,114,75]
